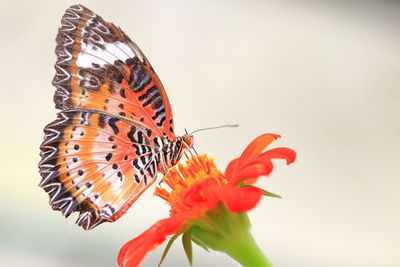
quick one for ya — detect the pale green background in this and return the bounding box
[0,0,399,266]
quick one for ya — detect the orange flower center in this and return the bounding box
[154,155,226,216]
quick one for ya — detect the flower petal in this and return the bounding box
[219,185,263,213]
[231,161,274,184]
[238,133,280,165]
[229,147,296,184]
[118,211,195,267]
[224,158,239,181]
[257,147,296,165]
[225,134,280,180]
[182,178,220,210]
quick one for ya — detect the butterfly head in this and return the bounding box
[168,135,194,167]
[182,134,194,149]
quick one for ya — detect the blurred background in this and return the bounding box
[0,0,399,266]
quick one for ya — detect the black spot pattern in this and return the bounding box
[132,159,140,169]
[120,89,126,98]
[108,117,120,134]
[156,116,166,127]
[98,114,107,128]
[130,63,151,92]
[151,108,165,120]
[127,126,136,142]
[134,175,140,183]
[138,86,157,101]
[142,92,161,107]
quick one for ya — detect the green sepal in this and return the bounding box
[158,232,182,267]
[191,235,210,252]
[260,188,282,198]
[241,184,282,198]
[182,229,193,265]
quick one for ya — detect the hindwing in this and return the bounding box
[39,110,159,229]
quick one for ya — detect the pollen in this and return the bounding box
[154,155,226,215]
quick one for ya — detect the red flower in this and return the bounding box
[118,134,296,267]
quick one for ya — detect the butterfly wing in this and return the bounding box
[53,4,174,139]
[39,110,159,229]
[40,4,176,229]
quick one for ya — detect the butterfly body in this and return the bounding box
[39,4,193,230]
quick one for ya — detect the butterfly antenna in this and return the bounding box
[189,124,239,135]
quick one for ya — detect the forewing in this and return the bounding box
[39,110,159,229]
[53,4,174,139]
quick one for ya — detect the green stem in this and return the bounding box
[223,232,272,267]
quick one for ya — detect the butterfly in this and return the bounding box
[39,4,194,230]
